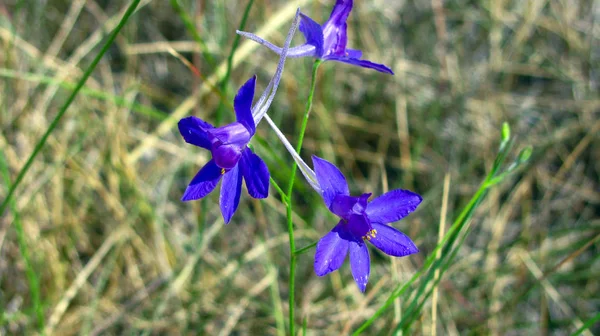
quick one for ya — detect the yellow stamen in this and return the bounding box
[362,229,377,241]
[220,168,226,175]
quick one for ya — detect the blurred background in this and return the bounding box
[0,0,598,334]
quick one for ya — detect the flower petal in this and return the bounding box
[314,221,350,276]
[241,148,269,199]
[181,159,223,201]
[366,189,422,224]
[349,240,370,292]
[327,56,394,75]
[208,122,251,169]
[322,0,352,55]
[346,48,362,59]
[234,75,257,134]
[369,223,419,257]
[324,0,353,28]
[312,155,349,208]
[219,163,243,224]
[178,116,214,149]
[330,193,370,221]
[299,13,324,57]
[208,122,251,147]
[346,213,373,239]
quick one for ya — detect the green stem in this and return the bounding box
[216,0,255,124]
[0,152,44,331]
[286,59,321,336]
[0,0,142,218]
[285,60,322,196]
[294,241,318,256]
[270,177,288,204]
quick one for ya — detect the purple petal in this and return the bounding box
[369,223,419,257]
[327,56,394,75]
[314,221,350,276]
[241,148,269,199]
[178,116,214,149]
[366,189,422,224]
[299,13,324,57]
[208,122,252,147]
[346,213,373,240]
[346,48,362,59]
[322,0,352,56]
[330,193,370,220]
[234,75,257,134]
[312,155,349,208]
[330,194,358,219]
[325,0,353,27]
[349,240,370,292]
[219,163,243,224]
[181,159,223,201]
[208,122,251,169]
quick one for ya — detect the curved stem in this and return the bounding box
[286,59,321,336]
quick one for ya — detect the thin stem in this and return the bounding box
[0,152,44,331]
[286,59,322,196]
[0,0,142,218]
[294,241,318,256]
[285,59,321,336]
[270,177,288,203]
[216,0,255,124]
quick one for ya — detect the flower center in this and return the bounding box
[331,193,374,239]
[362,229,377,241]
[207,122,251,169]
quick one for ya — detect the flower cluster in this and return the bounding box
[178,0,421,292]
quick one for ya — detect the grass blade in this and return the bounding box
[0,0,143,217]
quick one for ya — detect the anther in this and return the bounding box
[220,168,226,175]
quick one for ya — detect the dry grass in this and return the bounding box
[0,0,598,335]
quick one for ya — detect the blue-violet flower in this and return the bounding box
[178,76,269,224]
[178,9,301,224]
[264,102,420,291]
[237,0,394,74]
[311,156,421,292]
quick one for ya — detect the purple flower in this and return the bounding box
[311,156,421,292]
[178,9,302,224]
[178,76,269,224]
[237,0,393,74]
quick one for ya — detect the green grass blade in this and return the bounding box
[0,151,44,331]
[169,0,216,67]
[571,312,600,336]
[215,0,255,125]
[0,68,166,121]
[354,126,524,334]
[0,0,142,218]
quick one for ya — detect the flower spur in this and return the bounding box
[265,117,421,291]
[177,9,302,223]
[237,0,394,75]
